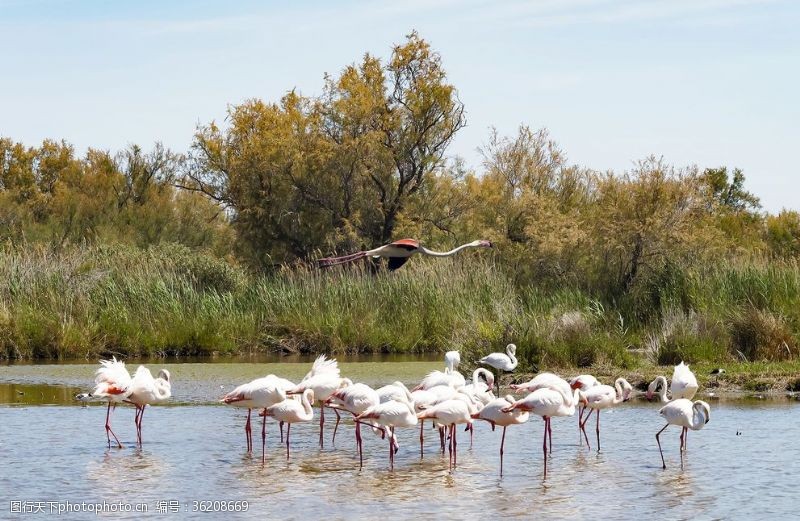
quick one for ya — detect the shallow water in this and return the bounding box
[1,361,798,519]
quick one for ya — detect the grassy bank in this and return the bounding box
[1,244,799,372]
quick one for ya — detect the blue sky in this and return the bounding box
[1,0,798,211]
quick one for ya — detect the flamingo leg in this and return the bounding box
[542,417,548,479]
[682,427,688,452]
[105,402,123,449]
[355,420,363,469]
[596,409,601,452]
[547,416,553,454]
[261,413,267,465]
[453,423,458,468]
[245,409,252,453]
[138,405,146,446]
[317,402,324,446]
[656,424,669,469]
[580,409,593,449]
[448,424,454,472]
[332,407,341,445]
[133,405,141,446]
[280,421,284,443]
[419,419,424,459]
[389,426,395,470]
[499,426,507,477]
[577,406,586,444]
[285,423,292,460]
[439,426,445,453]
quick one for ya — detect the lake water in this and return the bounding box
[1,359,798,519]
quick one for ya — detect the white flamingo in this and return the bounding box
[569,374,600,444]
[127,366,172,447]
[444,350,461,372]
[262,389,315,460]
[411,386,458,456]
[647,362,700,450]
[578,377,632,451]
[290,355,351,448]
[76,357,133,449]
[356,400,418,469]
[318,238,492,271]
[376,381,415,405]
[479,344,518,393]
[472,395,530,476]
[461,368,496,405]
[655,399,711,469]
[503,384,579,477]
[221,374,289,462]
[646,362,699,402]
[328,383,381,468]
[417,398,473,471]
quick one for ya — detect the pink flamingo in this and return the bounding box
[76,357,133,449]
[127,366,172,447]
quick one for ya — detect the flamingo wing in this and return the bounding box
[388,256,410,271]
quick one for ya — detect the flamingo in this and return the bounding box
[510,372,567,394]
[478,343,518,393]
[221,374,289,462]
[327,383,381,468]
[655,399,711,469]
[503,384,579,478]
[647,362,700,450]
[471,395,530,476]
[461,368,496,405]
[76,357,133,449]
[569,374,600,444]
[356,400,418,470]
[375,381,415,405]
[444,350,461,372]
[262,389,315,460]
[416,398,472,471]
[578,377,632,451]
[647,362,699,402]
[317,238,492,271]
[411,386,458,456]
[413,367,466,391]
[289,355,351,448]
[127,366,172,447]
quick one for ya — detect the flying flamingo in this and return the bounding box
[471,395,530,476]
[127,366,172,447]
[356,399,418,470]
[289,355,351,448]
[417,398,473,471]
[221,375,289,462]
[317,239,493,271]
[76,357,134,449]
[578,377,632,451]
[503,383,579,478]
[655,399,711,469]
[327,383,381,468]
[569,374,600,444]
[262,389,315,460]
[478,343,518,393]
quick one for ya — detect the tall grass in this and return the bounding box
[1,243,798,364]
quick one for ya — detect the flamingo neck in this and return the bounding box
[419,243,476,257]
[302,391,314,417]
[656,376,669,402]
[691,403,707,429]
[612,378,627,405]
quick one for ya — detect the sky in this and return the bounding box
[1,0,798,212]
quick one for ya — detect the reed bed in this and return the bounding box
[1,244,798,365]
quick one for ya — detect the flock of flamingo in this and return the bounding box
[76,345,711,476]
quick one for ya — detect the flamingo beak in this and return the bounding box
[481,240,493,248]
[645,391,653,400]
